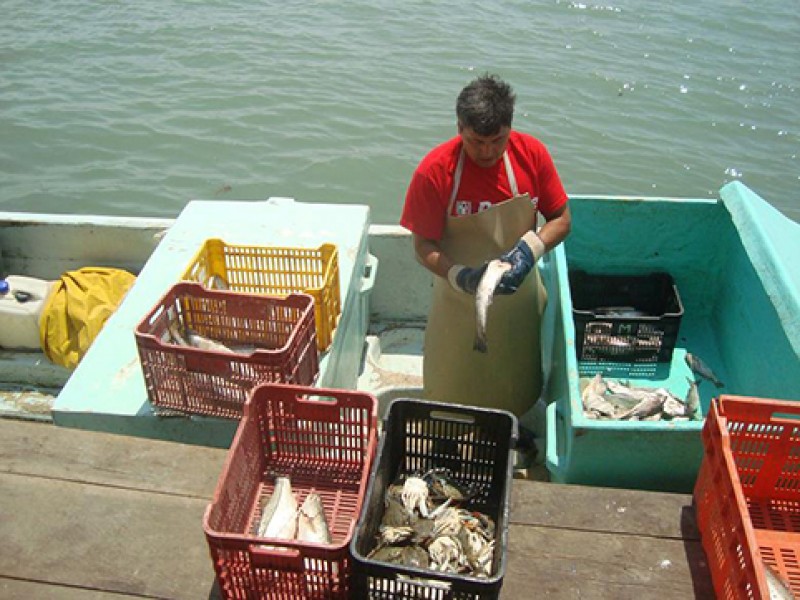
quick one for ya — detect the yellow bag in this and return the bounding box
[39,267,136,369]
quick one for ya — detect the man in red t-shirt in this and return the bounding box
[400,73,571,420]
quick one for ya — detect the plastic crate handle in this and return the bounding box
[248,544,304,571]
[719,396,800,426]
[428,408,476,425]
[183,351,232,376]
[294,394,342,422]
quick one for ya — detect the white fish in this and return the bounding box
[685,352,724,388]
[297,492,331,544]
[662,396,689,418]
[581,374,617,418]
[258,476,298,540]
[167,322,188,346]
[603,393,641,411]
[473,259,512,353]
[186,330,234,353]
[763,561,794,599]
[617,392,666,420]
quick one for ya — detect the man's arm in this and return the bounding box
[412,233,455,279]
[495,202,572,295]
[412,233,489,295]
[537,203,572,252]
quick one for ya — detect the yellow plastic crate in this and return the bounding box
[183,239,340,351]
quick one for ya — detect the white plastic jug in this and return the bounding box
[0,275,56,350]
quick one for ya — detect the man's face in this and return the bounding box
[458,124,511,168]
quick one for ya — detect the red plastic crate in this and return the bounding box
[135,282,319,419]
[203,383,378,599]
[694,395,800,599]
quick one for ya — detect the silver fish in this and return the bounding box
[617,392,666,420]
[605,380,674,404]
[581,374,617,418]
[257,476,298,540]
[167,321,188,346]
[473,259,512,353]
[685,352,724,388]
[764,561,794,599]
[603,393,642,411]
[186,330,234,353]
[296,492,331,544]
[685,377,701,420]
[662,396,689,419]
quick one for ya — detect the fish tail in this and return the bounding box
[473,336,487,353]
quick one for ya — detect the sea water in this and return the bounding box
[2,0,798,224]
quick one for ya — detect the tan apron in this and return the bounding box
[423,150,547,417]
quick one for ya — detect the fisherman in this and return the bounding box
[400,73,571,421]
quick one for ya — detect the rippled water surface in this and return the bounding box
[2,0,798,223]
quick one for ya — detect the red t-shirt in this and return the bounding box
[400,130,568,240]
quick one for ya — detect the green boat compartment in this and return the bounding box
[544,182,800,492]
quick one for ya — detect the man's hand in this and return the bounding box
[447,263,488,295]
[496,231,546,294]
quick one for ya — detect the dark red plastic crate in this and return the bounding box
[203,383,378,599]
[135,282,318,419]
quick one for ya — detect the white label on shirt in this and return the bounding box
[455,201,471,216]
[477,200,492,213]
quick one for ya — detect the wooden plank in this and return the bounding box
[0,577,144,599]
[0,419,227,498]
[0,420,714,598]
[0,473,218,599]
[509,479,700,540]
[501,524,714,599]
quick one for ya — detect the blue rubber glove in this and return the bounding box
[447,263,488,295]
[496,231,546,295]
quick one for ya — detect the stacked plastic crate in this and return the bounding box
[135,240,341,419]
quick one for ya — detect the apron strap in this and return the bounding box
[504,151,519,197]
[447,149,519,216]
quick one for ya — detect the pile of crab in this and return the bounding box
[365,468,496,578]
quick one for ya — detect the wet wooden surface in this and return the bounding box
[0,419,714,599]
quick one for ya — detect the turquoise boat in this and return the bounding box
[544,182,800,492]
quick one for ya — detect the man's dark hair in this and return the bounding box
[456,74,516,136]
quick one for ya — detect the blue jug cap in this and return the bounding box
[0,280,8,295]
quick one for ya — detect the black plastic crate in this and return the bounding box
[350,398,518,600]
[569,270,684,364]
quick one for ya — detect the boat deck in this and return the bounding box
[1,419,714,599]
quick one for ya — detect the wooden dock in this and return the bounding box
[0,419,714,599]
